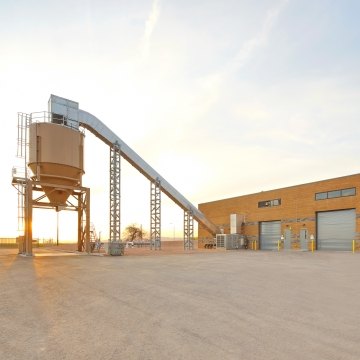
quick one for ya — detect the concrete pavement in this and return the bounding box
[1,249,359,360]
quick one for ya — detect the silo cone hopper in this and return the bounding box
[28,121,84,205]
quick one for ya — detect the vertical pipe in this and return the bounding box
[25,180,33,256]
[56,210,59,246]
[77,195,82,252]
[85,188,90,253]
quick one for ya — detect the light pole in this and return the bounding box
[56,210,59,246]
[170,222,175,241]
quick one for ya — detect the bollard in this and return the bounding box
[353,239,355,253]
[310,234,315,252]
[277,240,280,252]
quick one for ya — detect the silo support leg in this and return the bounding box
[85,188,90,253]
[24,180,33,256]
[77,187,90,253]
[77,202,82,252]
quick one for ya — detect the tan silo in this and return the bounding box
[28,122,84,205]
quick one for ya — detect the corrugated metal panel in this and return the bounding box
[317,209,355,251]
[260,221,281,250]
[216,234,225,248]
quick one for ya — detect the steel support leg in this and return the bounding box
[77,188,91,253]
[150,179,161,250]
[184,210,194,250]
[109,143,121,246]
[24,180,33,256]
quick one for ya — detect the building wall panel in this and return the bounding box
[198,174,360,250]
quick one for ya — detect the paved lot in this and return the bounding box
[1,249,359,360]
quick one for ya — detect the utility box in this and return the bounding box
[230,214,243,234]
[107,241,125,256]
[216,234,243,250]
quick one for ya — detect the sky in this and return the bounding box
[1,0,360,241]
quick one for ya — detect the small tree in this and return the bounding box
[123,224,147,242]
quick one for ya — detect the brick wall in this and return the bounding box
[198,173,360,248]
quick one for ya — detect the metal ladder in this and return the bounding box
[12,113,31,233]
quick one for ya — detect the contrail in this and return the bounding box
[193,0,289,116]
[204,0,289,89]
[229,0,289,74]
[142,0,161,59]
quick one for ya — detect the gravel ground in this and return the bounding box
[0,248,359,360]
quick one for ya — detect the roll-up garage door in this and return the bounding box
[260,221,281,250]
[317,209,355,251]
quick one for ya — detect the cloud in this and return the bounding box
[141,0,161,60]
[228,0,288,75]
[172,0,290,144]
[201,0,289,93]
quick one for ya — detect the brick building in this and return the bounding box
[198,173,360,251]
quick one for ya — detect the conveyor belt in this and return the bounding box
[49,95,218,235]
